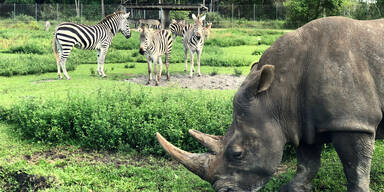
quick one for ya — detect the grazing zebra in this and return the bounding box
[169,19,192,39]
[139,26,173,86]
[183,14,206,77]
[203,22,212,40]
[52,11,131,80]
[139,19,161,29]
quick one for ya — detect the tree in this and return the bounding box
[74,0,80,17]
[285,0,345,28]
[101,0,105,18]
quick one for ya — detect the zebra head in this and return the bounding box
[139,26,152,55]
[119,12,131,39]
[191,14,206,40]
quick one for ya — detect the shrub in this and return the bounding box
[6,86,234,155]
[14,14,36,23]
[0,53,77,76]
[233,68,242,76]
[169,11,190,20]
[210,68,218,76]
[7,39,47,54]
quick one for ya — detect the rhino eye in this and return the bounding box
[227,146,244,161]
[232,150,243,159]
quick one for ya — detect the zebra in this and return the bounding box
[203,22,212,40]
[169,19,192,39]
[139,26,173,86]
[183,14,206,77]
[52,11,131,80]
[45,21,51,31]
[139,19,161,29]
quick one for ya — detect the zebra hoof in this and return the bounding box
[155,82,159,86]
[197,74,201,77]
[146,81,151,85]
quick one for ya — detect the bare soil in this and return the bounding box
[0,166,54,192]
[126,74,246,90]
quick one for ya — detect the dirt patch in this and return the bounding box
[126,74,246,90]
[26,147,180,170]
[0,166,54,192]
[32,78,58,84]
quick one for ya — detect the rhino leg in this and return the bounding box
[280,143,323,192]
[332,132,374,192]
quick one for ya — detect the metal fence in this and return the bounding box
[0,3,381,25]
[0,3,285,22]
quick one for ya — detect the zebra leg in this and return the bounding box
[96,48,102,76]
[184,46,188,72]
[146,57,152,85]
[158,56,163,82]
[165,53,170,80]
[57,50,63,79]
[153,57,159,86]
[99,48,108,78]
[197,50,202,77]
[189,50,195,78]
[60,58,71,80]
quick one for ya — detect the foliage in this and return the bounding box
[0,54,77,76]
[285,0,345,27]
[6,86,233,155]
[169,11,190,20]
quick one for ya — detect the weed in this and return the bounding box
[210,68,218,76]
[233,68,242,76]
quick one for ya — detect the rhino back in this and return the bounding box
[258,16,384,144]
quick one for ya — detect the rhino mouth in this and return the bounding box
[213,177,267,192]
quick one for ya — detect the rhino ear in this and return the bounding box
[246,64,275,95]
[257,65,275,93]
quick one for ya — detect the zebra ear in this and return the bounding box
[123,12,130,19]
[200,14,206,21]
[192,14,198,21]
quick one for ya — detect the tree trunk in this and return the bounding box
[101,0,105,18]
[75,0,80,18]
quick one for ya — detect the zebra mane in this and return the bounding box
[98,11,125,24]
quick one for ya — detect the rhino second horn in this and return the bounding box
[188,129,223,154]
[156,132,214,182]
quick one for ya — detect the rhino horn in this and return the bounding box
[156,132,215,182]
[188,129,223,154]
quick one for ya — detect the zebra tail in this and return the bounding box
[52,27,59,64]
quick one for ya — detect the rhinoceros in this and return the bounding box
[156,16,384,192]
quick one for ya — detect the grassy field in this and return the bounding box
[0,19,383,192]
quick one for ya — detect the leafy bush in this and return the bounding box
[14,14,35,23]
[0,53,77,76]
[169,11,190,20]
[205,12,222,24]
[7,39,48,54]
[6,86,234,155]
[284,0,345,28]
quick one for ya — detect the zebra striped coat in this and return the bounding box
[169,19,192,39]
[139,27,173,86]
[53,11,131,80]
[139,19,161,29]
[183,14,206,77]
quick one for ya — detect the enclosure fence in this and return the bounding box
[0,3,382,25]
[0,3,285,22]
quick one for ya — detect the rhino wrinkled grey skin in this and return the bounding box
[156,16,384,192]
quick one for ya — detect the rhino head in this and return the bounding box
[157,64,287,192]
